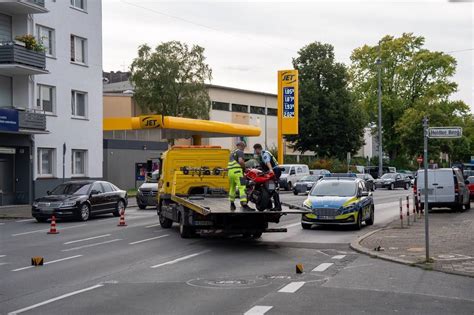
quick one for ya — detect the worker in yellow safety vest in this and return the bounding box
[228,141,253,211]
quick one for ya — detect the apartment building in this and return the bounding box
[0,0,103,205]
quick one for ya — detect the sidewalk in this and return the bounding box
[351,206,474,277]
[0,204,32,219]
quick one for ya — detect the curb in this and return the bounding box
[350,228,420,266]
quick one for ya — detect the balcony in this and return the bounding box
[0,42,48,75]
[0,0,48,15]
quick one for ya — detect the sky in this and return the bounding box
[102,0,473,110]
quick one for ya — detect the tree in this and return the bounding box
[350,33,460,160]
[286,42,365,159]
[130,41,212,119]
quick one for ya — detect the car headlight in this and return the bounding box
[340,204,357,214]
[60,201,76,208]
[32,201,39,207]
[303,199,312,209]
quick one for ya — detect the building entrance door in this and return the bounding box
[0,152,14,205]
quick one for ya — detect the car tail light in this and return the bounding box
[454,176,459,194]
[413,184,417,194]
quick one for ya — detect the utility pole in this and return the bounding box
[376,55,383,178]
[423,117,430,262]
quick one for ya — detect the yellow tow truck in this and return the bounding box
[104,114,308,238]
[155,145,308,238]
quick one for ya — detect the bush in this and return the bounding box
[15,34,45,52]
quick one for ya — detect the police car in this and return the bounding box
[301,174,374,230]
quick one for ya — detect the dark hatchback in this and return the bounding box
[32,181,128,222]
[293,175,322,195]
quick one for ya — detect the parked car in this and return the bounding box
[301,176,374,230]
[32,181,128,222]
[293,175,322,195]
[374,173,410,190]
[310,169,330,176]
[279,164,310,191]
[401,173,414,186]
[356,173,375,191]
[364,166,392,179]
[414,168,470,211]
[136,170,159,209]
[467,176,474,200]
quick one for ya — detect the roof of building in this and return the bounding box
[102,80,277,97]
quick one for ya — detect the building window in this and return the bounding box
[37,148,55,177]
[36,84,55,114]
[71,90,87,118]
[70,35,87,64]
[231,103,248,113]
[70,0,86,11]
[267,108,278,116]
[250,106,265,115]
[211,101,229,111]
[36,25,55,57]
[71,150,87,176]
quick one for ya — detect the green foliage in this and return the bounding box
[130,41,212,119]
[15,34,45,52]
[286,42,366,159]
[350,33,461,160]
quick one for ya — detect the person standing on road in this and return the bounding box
[253,143,282,211]
[228,141,253,211]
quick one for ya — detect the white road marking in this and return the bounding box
[332,255,346,260]
[0,255,5,258]
[11,224,86,236]
[312,262,334,272]
[244,306,273,315]
[15,219,36,223]
[145,223,161,228]
[150,250,210,268]
[129,234,169,245]
[11,255,83,272]
[278,281,305,293]
[64,234,111,245]
[0,223,5,225]
[282,222,301,229]
[62,239,121,252]
[7,284,103,314]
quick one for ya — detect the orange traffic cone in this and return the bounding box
[47,215,59,234]
[117,209,127,227]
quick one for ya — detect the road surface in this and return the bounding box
[1,189,473,314]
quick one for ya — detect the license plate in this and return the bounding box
[319,215,335,220]
[268,183,276,190]
[193,221,213,226]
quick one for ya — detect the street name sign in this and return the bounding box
[428,127,462,139]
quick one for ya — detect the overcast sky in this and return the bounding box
[102,0,473,110]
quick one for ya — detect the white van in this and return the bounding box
[415,168,470,211]
[279,164,310,191]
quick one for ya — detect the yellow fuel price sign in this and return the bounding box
[278,70,298,135]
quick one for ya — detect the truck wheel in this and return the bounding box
[301,222,312,230]
[159,213,173,228]
[179,215,194,238]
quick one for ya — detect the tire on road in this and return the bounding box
[138,204,147,210]
[78,203,91,221]
[179,213,195,238]
[35,217,47,223]
[113,199,125,217]
[301,222,312,230]
[404,183,409,190]
[354,210,363,230]
[389,183,394,190]
[365,205,374,226]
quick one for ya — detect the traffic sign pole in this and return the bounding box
[423,117,430,262]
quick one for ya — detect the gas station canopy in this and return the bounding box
[103,115,261,139]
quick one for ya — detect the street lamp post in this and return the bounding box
[376,57,383,178]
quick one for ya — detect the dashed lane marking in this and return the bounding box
[11,255,83,272]
[312,262,333,272]
[278,281,305,293]
[7,284,103,314]
[15,219,36,223]
[332,255,346,260]
[64,234,111,245]
[11,224,86,236]
[145,223,161,228]
[62,239,122,252]
[282,222,301,229]
[0,255,5,258]
[129,234,169,245]
[150,250,210,269]
[244,306,273,315]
